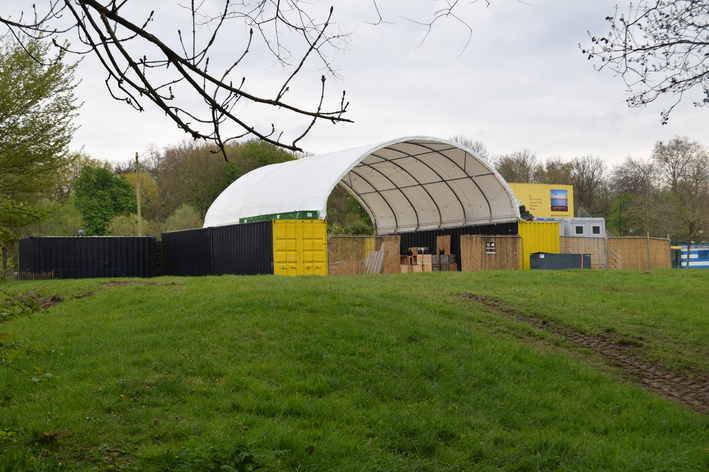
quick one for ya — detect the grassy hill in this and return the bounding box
[1,269,708,471]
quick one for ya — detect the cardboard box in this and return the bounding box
[412,265,423,273]
[400,264,410,274]
[422,264,432,272]
[400,255,411,265]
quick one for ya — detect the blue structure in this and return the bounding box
[680,244,709,268]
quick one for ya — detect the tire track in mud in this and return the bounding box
[461,293,709,415]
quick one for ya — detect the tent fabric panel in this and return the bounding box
[374,189,421,231]
[419,182,466,227]
[204,136,522,234]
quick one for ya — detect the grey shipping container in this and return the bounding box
[529,252,591,270]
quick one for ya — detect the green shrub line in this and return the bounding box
[0,270,707,471]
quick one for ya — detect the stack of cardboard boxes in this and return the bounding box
[400,248,457,273]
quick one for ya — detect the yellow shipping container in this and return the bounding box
[273,219,328,276]
[518,221,561,270]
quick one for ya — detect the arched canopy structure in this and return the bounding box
[204,137,522,234]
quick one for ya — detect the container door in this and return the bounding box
[518,221,561,270]
[273,220,328,276]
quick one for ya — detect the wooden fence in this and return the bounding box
[607,237,670,270]
[0,270,55,281]
[328,235,400,275]
[330,233,670,275]
[460,235,523,272]
[561,236,670,270]
[560,237,607,269]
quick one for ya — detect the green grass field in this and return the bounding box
[1,269,708,471]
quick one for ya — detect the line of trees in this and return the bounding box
[16,137,372,240]
[456,136,709,244]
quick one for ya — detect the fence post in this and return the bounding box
[647,232,652,270]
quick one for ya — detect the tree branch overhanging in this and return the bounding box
[582,0,709,124]
[0,0,353,161]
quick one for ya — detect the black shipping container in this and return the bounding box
[161,220,273,277]
[398,222,518,270]
[19,237,156,279]
[161,227,213,277]
[529,252,591,270]
[211,222,273,275]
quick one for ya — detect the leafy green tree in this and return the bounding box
[75,167,136,235]
[0,34,80,238]
[123,171,160,222]
[53,151,113,204]
[106,213,161,237]
[164,204,203,232]
[152,139,288,221]
[326,184,373,234]
[20,197,84,237]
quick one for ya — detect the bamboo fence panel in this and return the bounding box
[608,238,649,270]
[1,270,55,281]
[436,235,451,255]
[461,235,522,271]
[381,235,401,274]
[560,236,670,270]
[648,238,671,269]
[560,237,607,269]
[328,235,400,275]
[606,237,671,270]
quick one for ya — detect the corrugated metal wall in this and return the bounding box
[273,220,328,276]
[398,222,519,270]
[19,237,156,279]
[518,221,561,270]
[212,221,273,275]
[161,228,213,276]
[161,221,273,276]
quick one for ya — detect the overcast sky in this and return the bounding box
[4,0,709,167]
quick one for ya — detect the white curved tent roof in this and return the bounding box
[204,136,522,234]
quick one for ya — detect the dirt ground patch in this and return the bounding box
[15,292,65,309]
[461,293,709,415]
[20,280,184,305]
[105,280,182,287]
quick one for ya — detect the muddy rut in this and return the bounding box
[461,293,709,415]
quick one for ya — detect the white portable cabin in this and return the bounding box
[533,217,605,238]
[561,218,605,238]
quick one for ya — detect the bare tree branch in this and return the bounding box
[0,0,352,161]
[0,1,503,160]
[582,0,709,124]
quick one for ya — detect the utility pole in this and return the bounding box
[136,152,142,237]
